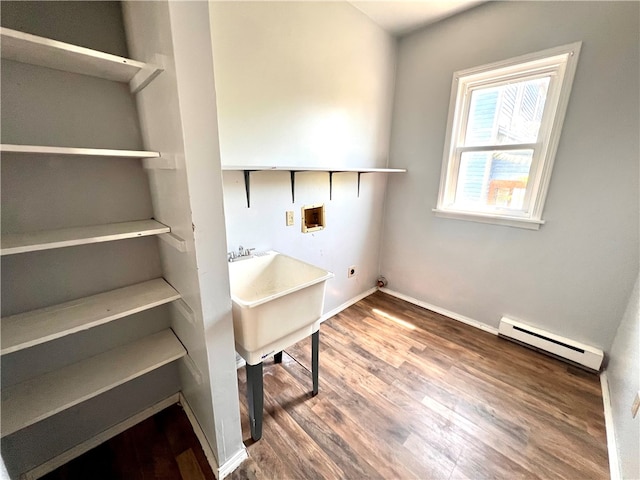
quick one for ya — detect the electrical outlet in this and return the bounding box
[632,391,640,419]
[286,211,294,226]
[348,265,357,278]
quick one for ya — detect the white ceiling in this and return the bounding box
[349,1,483,36]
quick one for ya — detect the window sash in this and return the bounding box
[445,146,540,216]
[455,143,538,153]
[463,68,558,96]
[460,75,553,148]
[438,43,581,226]
[457,53,570,90]
[447,71,553,215]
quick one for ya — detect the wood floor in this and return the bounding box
[41,404,215,480]
[231,291,609,480]
[40,291,608,479]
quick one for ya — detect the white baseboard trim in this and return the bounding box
[22,393,180,480]
[217,446,249,479]
[235,352,246,370]
[600,372,621,480]
[178,393,247,479]
[378,287,499,335]
[321,287,378,323]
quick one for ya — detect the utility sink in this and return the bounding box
[228,250,334,365]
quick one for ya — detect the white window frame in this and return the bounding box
[434,42,582,230]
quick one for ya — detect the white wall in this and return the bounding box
[607,273,639,479]
[381,1,639,350]
[123,0,244,469]
[209,2,394,169]
[209,2,397,311]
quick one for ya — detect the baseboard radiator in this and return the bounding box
[498,317,604,372]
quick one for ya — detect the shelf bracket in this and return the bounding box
[329,172,335,200]
[130,53,166,94]
[357,172,362,198]
[173,298,196,325]
[143,153,179,170]
[290,171,298,204]
[243,170,255,208]
[183,355,203,385]
[158,232,187,252]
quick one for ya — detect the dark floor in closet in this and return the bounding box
[41,404,215,480]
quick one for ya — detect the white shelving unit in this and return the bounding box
[221,165,407,206]
[0,27,163,93]
[0,20,186,452]
[0,329,186,437]
[0,144,160,159]
[1,279,181,355]
[1,219,170,256]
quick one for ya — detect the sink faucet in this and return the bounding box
[228,245,255,262]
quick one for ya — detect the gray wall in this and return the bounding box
[381,1,639,350]
[1,2,180,476]
[210,2,397,311]
[608,273,639,479]
[0,1,129,56]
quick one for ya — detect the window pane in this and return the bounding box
[454,150,533,210]
[464,77,550,146]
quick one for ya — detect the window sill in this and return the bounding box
[432,208,544,230]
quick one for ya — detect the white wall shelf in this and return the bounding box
[221,166,407,207]
[221,166,408,173]
[0,27,163,93]
[1,219,170,256]
[1,279,181,355]
[0,144,160,159]
[0,329,186,437]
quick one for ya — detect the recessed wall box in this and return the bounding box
[301,204,325,233]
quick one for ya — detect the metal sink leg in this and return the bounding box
[246,362,263,441]
[312,331,319,396]
[245,330,320,441]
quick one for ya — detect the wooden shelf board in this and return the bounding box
[1,220,170,256]
[0,27,161,86]
[1,329,186,437]
[1,279,181,355]
[0,144,160,159]
[221,166,407,173]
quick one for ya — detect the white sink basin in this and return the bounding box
[228,251,333,365]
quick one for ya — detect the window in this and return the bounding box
[434,43,581,229]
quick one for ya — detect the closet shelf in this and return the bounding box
[0,329,186,437]
[0,220,170,256]
[0,27,162,93]
[221,165,407,207]
[1,279,181,355]
[0,144,160,159]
